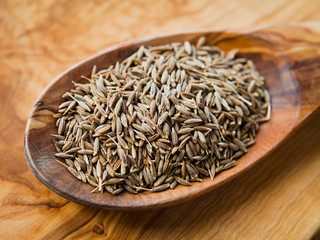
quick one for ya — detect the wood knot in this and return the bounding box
[93,223,104,234]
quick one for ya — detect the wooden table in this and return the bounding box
[1,1,320,239]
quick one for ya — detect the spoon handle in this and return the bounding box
[259,23,320,122]
[287,32,320,122]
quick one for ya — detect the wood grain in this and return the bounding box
[1,0,320,239]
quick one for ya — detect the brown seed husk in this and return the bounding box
[54,37,270,194]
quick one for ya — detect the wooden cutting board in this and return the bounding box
[0,1,320,239]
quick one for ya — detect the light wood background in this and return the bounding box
[1,0,320,239]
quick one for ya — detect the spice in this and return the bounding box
[53,37,271,194]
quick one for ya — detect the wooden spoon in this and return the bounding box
[25,23,320,210]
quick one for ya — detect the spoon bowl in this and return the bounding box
[25,23,320,209]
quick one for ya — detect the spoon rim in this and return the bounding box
[24,27,302,209]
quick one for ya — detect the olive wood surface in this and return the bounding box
[2,0,320,238]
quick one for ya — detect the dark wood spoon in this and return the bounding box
[25,23,320,210]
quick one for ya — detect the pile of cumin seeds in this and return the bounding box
[52,37,271,194]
